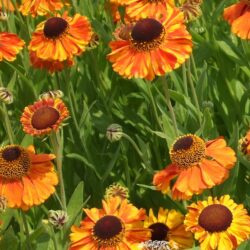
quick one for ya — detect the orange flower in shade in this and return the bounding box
[0,0,14,11]
[184,195,250,250]
[239,130,250,157]
[144,208,194,249]
[125,0,175,20]
[0,144,58,210]
[0,32,25,62]
[28,13,92,62]
[30,51,74,73]
[223,0,250,40]
[69,197,150,249]
[20,98,69,136]
[19,0,66,17]
[153,134,236,200]
[107,7,192,80]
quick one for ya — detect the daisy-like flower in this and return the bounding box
[0,144,58,210]
[153,134,236,200]
[29,13,92,62]
[107,7,192,80]
[144,208,194,249]
[125,0,175,20]
[69,197,150,249]
[30,51,74,74]
[239,130,250,157]
[20,98,69,136]
[184,195,250,250]
[0,32,25,62]
[223,0,250,40]
[19,0,66,17]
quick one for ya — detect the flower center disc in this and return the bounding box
[149,223,169,241]
[131,18,165,51]
[44,17,68,38]
[93,215,123,240]
[170,134,206,168]
[0,145,31,179]
[31,106,60,130]
[198,204,233,232]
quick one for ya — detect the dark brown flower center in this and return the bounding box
[2,146,21,161]
[198,204,233,232]
[131,18,163,42]
[0,145,31,179]
[44,17,68,39]
[149,223,169,241]
[173,136,193,151]
[93,215,123,239]
[31,106,60,130]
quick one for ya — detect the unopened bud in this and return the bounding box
[39,90,64,100]
[48,210,68,229]
[106,124,123,142]
[0,87,13,104]
[0,196,7,212]
[105,183,129,201]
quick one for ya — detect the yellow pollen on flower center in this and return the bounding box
[170,134,206,168]
[0,145,31,179]
[92,215,124,247]
[130,18,165,52]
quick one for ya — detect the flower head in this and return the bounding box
[105,183,129,201]
[20,98,69,136]
[107,8,192,80]
[0,87,13,104]
[184,195,250,250]
[19,0,67,17]
[0,145,58,210]
[70,197,150,249]
[48,210,68,229]
[29,13,92,61]
[0,0,14,12]
[106,124,123,142]
[223,0,250,40]
[0,32,25,62]
[144,208,193,249]
[239,130,250,157]
[153,134,236,200]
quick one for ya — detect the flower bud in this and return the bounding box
[106,124,123,142]
[180,0,203,22]
[39,90,64,100]
[0,196,7,212]
[105,183,129,201]
[0,12,8,21]
[0,87,13,104]
[48,210,68,229]
[138,240,179,250]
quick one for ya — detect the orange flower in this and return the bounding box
[69,198,150,249]
[153,134,236,200]
[223,0,250,40]
[0,32,25,62]
[0,145,58,210]
[29,13,92,62]
[0,0,14,11]
[184,195,250,250]
[107,7,192,80]
[30,51,74,73]
[126,0,175,20]
[20,98,69,136]
[19,0,66,17]
[239,130,250,156]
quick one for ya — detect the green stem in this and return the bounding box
[2,103,15,144]
[160,76,179,137]
[146,82,162,130]
[21,212,32,250]
[50,131,67,211]
[181,64,188,96]
[122,133,152,172]
[186,59,202,125]
[191,53,198,81]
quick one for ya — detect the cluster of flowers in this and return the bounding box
[0,0,249,250]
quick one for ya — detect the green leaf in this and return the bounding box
[0,227,19,250]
